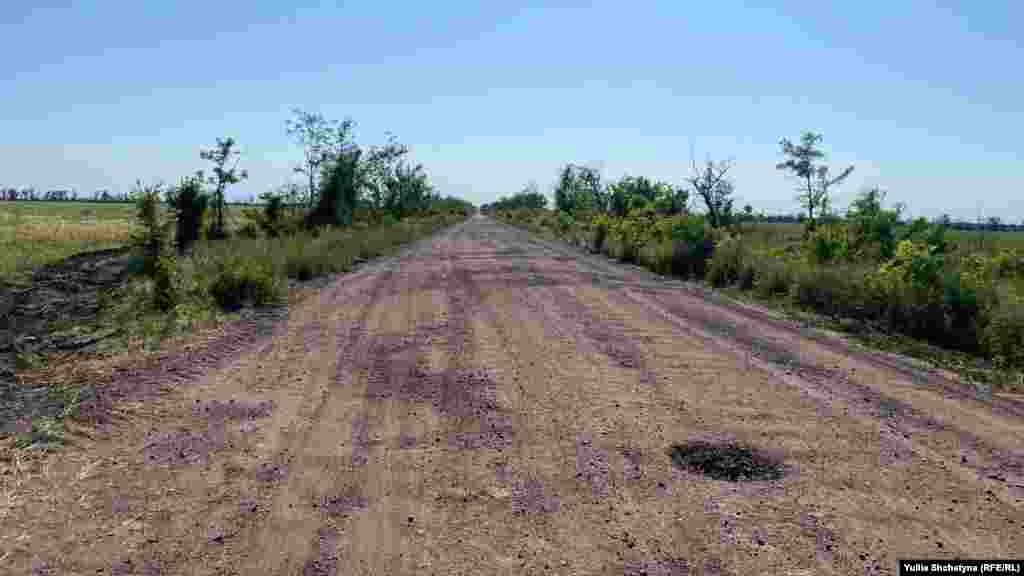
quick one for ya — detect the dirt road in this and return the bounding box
[3,215,1022,575]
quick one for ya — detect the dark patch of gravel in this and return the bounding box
[799,512,837,558]
[301,526,340,576]
[254,461,288,482]
[314,487,368,517]
[193,399,273,422]
[110,558,161,576]
[239,495,260,515]
[623,558,691,576]
[511,477,561,514]
[143,427,225,465]
[668,441,785,482]
[398,431,417,449]
[622,446,643,480]
[576,433,611,495]
[349,414,370,468]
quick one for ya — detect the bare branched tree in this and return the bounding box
[687,156,735,228]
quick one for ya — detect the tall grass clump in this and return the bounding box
[707,235,755,289]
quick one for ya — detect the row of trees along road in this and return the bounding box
[483,132,860,233]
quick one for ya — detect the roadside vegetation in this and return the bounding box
[2,108,472,447]
[484,132,1024,392]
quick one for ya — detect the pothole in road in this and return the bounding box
[668,441,785,482]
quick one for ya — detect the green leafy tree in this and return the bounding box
[777,132,854,235]
[165,172,209,253]
[362,133,409,219]
[200,137,247,239]
[653,183,689,216]
[845,188,902,260]
[384,161,434,220]
[554,164,603,216]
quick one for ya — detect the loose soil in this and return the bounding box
[1,215,1021,575]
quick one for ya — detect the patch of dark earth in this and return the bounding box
[1,248,132,430]
[668,441,786,482]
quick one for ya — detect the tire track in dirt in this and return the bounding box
[234,265,400,575]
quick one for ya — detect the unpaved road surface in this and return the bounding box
[3,215,1022,575]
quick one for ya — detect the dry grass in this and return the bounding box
[0,203,138,282]
[0,202,252,282]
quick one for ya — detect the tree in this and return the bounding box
[362,132,408,218]
[384,161,433,220]
[310,145,362,227]
[847,187,901,259]
[652,182,689,216]
[166,172,209,253]
[687,158,735,228]
[777,132,854,235]
[200,136,248,239]
[554,164,603,216]
[286,109,350,209]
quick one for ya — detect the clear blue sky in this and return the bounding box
[2,1,1021,221]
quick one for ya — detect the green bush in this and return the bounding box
[791,265,870,319]
[707,235,754,288]
[152,253,179,311]
[754,259,795,298]
[806,223,849,265]
[208,257,280,309]
[166,175,209,253]
[982,299,1024,368]
[590,215,610,254]
[941,270,988,352]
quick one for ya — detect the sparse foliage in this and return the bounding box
[200,137,248,239]
[777,132,854,235]
[687,158,734,228]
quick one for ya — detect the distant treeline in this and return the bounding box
[758,213,1024,232]
[0,188,129,202]
[0,188,263,207]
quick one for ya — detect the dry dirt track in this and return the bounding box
[3,215,1023,575]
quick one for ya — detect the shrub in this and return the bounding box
[166,176,209,253]
[260,193,287,237]
[941,270,988,352]
[208,257,280,309]
[707,235,753,288]
[982,299,1024,368]
[662,215,714,279]
[152,253,178,311]
[131,182,171,275]
[791,265,870,319]
[754,259,795,298]
[806,223,849,265]
[236,221,263,239]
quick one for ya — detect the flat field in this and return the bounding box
[0,202,252,282]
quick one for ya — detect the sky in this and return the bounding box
[1,0,1021,222]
